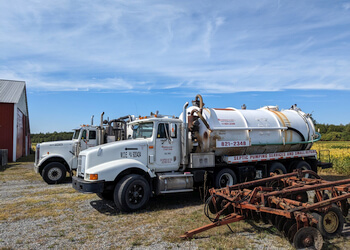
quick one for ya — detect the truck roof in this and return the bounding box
[130,116,181,124]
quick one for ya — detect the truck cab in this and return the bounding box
[35,113,132,184]
[72,115,190,212]
[34,125,100,184]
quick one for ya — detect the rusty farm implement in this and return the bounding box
[181,170,350,249]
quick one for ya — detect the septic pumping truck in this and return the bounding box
[72,95,331,212]
[34,113,133,184]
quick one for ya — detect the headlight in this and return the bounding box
[86,174,98,180]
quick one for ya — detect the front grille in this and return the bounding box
[77,155,86,177]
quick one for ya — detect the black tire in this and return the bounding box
[114,174,150,212]
[97,191,114,201]
[295,160,312,171]
[215,168,237,188]
[268,162,287,176]
[340,200,349,217]
[295,160,312,178]
[42,162,66,184]
[312,206,344,239]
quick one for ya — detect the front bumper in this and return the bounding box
[33,163,39,174]
[72,176,105,193]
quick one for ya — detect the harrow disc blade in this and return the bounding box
[282,219,295,237]
[268,214,277,225]
[277,217,287,233]
[260,212,269,224]
[291,191,309,203]
[274,215,282,227]
[293,227,323,250]
[287,223,298,244]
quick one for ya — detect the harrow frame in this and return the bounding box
[181,170,350,249]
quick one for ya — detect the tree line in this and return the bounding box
[315,123,350,141]
[30,123,350,143]
[31,131,74,143]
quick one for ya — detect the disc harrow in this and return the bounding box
[181,170,350,249]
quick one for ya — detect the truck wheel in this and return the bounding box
[268,162,287,176]
[42,162,66,184]
[312,206,344,239]
[295,160,311,171]
[215,168,237,188]
[295,161,312,178]
[114,174,150,212]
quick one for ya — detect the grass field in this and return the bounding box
[312,141,350,175]
[1,141,348,249]
[0,160,292,249]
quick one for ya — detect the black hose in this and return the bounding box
[287,127,307,150]
[287,127,305,142]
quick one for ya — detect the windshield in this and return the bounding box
[132,122,153,139]
[72,129,81,140]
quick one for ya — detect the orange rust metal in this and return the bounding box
[181,170,350,239]
[180,213,244,239]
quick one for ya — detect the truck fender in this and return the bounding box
[37,154,70,173]
[86,158,154,182]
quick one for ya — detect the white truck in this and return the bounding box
[72,95,330,212]
[34,113,132,184]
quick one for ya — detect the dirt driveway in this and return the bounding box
[1,162,349,249]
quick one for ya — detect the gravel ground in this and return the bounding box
[1,163,350,249]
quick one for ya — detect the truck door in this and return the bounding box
[86,129,97,148]
[154,122,181,172]
[80,129,88,151]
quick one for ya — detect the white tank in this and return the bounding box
[182,105,317,156]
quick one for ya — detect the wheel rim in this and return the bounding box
[48,167,62,181]
[127,184,145,205]
[300,166,310,178]
[274,169,284,175]
[219,173,234,188]
[323,211,339,233]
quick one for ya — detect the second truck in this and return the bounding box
[34,114,132,184]
[73,95,330,212]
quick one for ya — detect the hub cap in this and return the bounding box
[128,184,144,204]
[219,173,234,188]
[323,211,339,233]
[48,167,62,181]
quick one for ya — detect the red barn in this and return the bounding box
[0,79,31,162]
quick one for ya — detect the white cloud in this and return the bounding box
[1,1,350,93]
[343,3,350,10]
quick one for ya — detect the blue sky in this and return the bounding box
[1,0,349,133]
